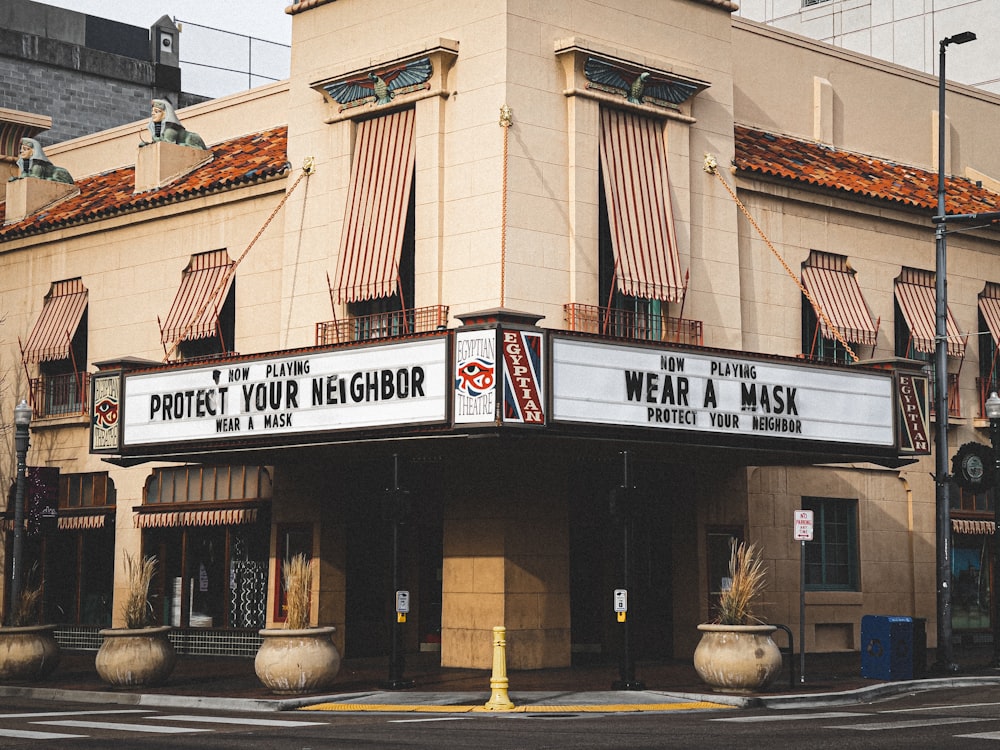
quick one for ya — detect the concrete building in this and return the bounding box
[1,0,999,673]
[0,0,195,152]
[735,0,1000,94]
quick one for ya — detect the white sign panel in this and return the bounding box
[123,338,448,446]
[614,589,628,613]
[454,329,497,424]
[794,510,814,541]
[551,338,894,446]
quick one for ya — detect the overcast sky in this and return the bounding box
[40,0,293,98]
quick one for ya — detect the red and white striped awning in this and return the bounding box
[953,518,995,535]
[160,250,234,344]
[599,108,684,302]
[801,262,878,346]
[334,109,416,303]
[895,279,965,358]
[58,513,109,531]
[134,507,259,528]
[979,283,1000,346]
[22,279,88,364]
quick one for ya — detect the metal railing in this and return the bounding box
[30,372,90,418]
[928,371,961,418]
[564,303,703,346]
[316,305,449,345]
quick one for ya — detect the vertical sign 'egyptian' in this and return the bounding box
[896,373,929,453]
[502,330,544,425]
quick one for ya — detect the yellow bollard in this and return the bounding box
[483,625,515,711]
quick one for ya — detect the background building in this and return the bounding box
[735,0,1000,94]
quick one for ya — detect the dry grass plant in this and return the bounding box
[122,552,157,629]
[715,541,767,626]
[282,554,312,630]
[11,563,43,627]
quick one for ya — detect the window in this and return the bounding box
[334,109,417,341]
[895,267,964,416]
[160,250,236,361]
[706,527,742,619]
[60,472,113,509]
[22,279,89,417]
[145,465,272,504]
[978,283,1000,414]
[800,251,877,364]
[597,108,685,341]
[802,497,859,590]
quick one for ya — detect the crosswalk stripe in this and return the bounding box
[958,732,1000,741]
[712,711,865,723]
[0,728,87,740]
[828,717,989,731]
[37,719,212,734]
[157,715,327,727]
[0,710,149,719]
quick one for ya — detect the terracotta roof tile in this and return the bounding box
[1,126,289,240]
[734,124,1000,216]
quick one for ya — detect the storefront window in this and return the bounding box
[953,538,990,631]
[802,497,859,591]
[274,524,312,623]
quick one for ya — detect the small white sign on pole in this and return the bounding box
[794,510,814,541]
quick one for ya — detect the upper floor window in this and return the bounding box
[597,108,688,342]
[21,278,89,417]
[800,251,877,364]
[160,250,235,361]
[978,283,1000,415]
[332,109,417,341]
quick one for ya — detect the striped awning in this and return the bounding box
[979,283,1000,346]
[22,279,88,364]
[895,279,966,358]
[599,108,684,302]
[58,513,110,531]
[134,507,259,528]
[334,109,416,303]
[160,250,234,344]
[953,518,995,535]
[801,262,878,346]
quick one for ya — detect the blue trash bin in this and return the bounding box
[861,615,913,680]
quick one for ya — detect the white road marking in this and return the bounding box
[0,728,87,740]
[157,714,327,726]
[957,731,1000,741]
[883,701,1000,713]
[827,717,990,731]
[389,717,472,723]
[37,719,212,734]
[0,709,150,719]
[712,711,865,722]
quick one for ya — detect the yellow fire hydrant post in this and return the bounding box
[483,625,515,711]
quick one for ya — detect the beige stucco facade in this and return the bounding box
[1,0,998,674]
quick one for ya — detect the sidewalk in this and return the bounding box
[3,645,1000,713]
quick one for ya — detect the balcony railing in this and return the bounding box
[564,303,703,346]
[928,371,961,418]
[30,372,90,418]
[977,376,1000,418]
[316,305,449,345]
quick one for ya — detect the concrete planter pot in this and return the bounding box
[693,623,782,692]
[95,625,176,687]
[0,624,60,682]
[255,626,341,695]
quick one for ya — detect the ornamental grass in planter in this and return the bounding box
[95,552,176,687]
[0,565,60,682]
[693,541,782,692]
[255,553,341,694]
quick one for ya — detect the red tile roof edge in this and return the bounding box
[1,126,290,241]
[734,124,1000,217]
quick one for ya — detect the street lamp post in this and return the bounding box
[933,30,976,673]
[8,400,32,626]
[985,391,1000,667]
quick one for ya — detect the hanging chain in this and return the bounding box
[499,104,513,308]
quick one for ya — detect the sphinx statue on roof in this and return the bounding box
[143,99,208,150]
[10,138,74,184]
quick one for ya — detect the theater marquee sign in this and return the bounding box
[550,337,912,449]
[91,338,448,452]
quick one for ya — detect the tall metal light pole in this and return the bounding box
[934,30,976,672]
[985,391,1000,668]
[8,400,32,625]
